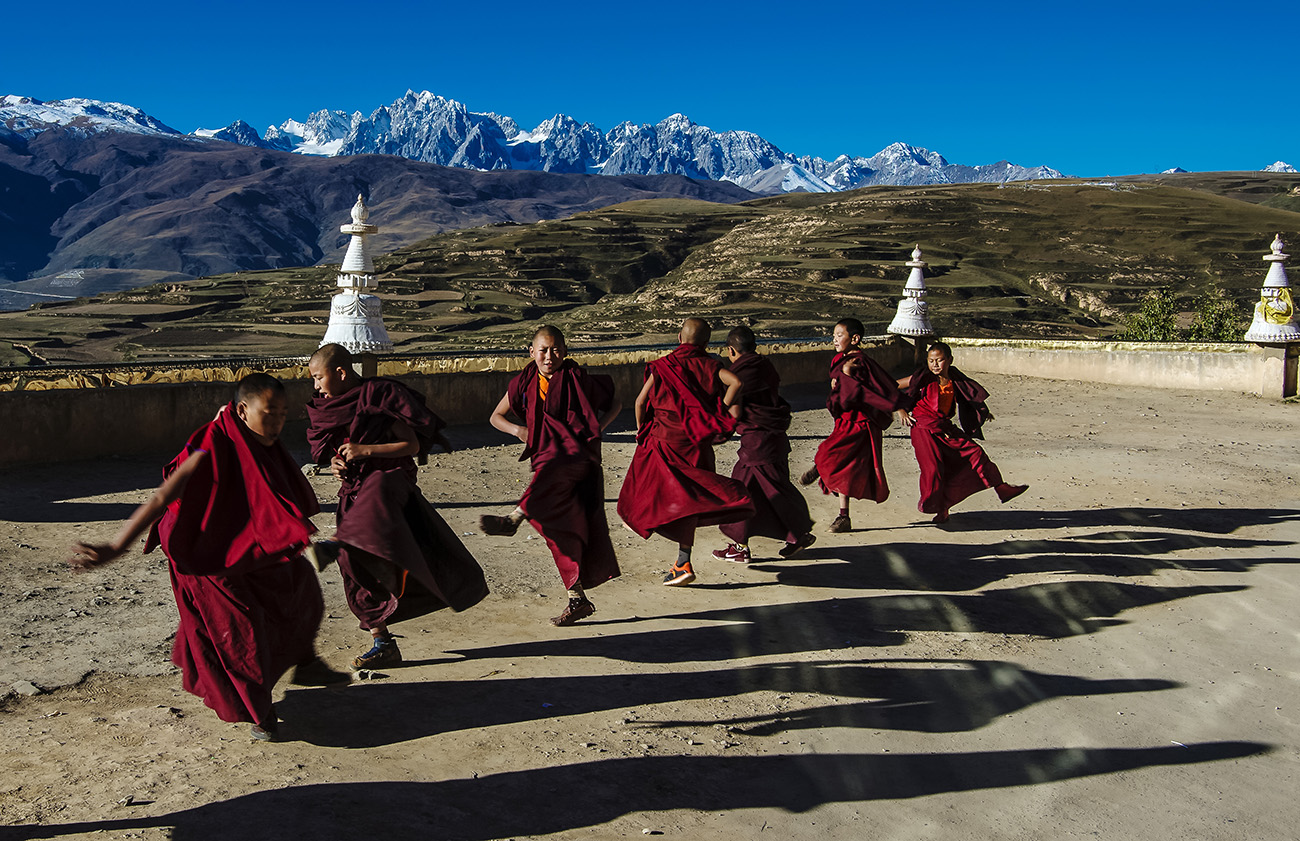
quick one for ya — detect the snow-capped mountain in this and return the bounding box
[0,95,181,139]
[1263,161,1297,173]
[2,91,1067,193]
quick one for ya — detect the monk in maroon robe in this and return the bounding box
[616,317,754,586]
[799,318,910,533]
[900,341,1028,523]
[71,374,347,742]
[307,344,488,670]
[481,326,622,626]
[712,326,815,563]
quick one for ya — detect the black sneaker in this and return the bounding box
[291,655,352,686]
[828,515,852,533]
[352,636,402,670]
[480,514,520,536]
[779,533,817,558]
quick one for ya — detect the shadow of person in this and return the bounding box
[758,528,1294,592]
[947,506,1300,535]
[446,580,1244,669]
[275,657,1178,749]
[3,742,1268,841]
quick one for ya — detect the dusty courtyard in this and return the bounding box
[0,372,1296,840]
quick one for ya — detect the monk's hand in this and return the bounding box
[336,441,370,462]
[70,542,123,570]
[329,454,349,479]
[898,410,915,429]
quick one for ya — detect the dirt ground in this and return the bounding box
[0,372,1296,841]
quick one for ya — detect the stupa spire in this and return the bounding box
[887,244,935,338]
[321,193,393,353]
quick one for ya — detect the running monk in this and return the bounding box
[799,318,910,533]
[712,325,815,563]
[899,341,1028,523]
[71,374,347,742]
[306,344,488,670]
[481,326,622,626]
[617,317,754,586]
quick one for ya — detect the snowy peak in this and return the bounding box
[4,91,1066,192]
[1263,160,1297,173]
[0,95,181,139]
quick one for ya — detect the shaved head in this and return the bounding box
[236,372,285,404]
[680,317,711,347]
[532,325,566,348]
[310,343,353,370]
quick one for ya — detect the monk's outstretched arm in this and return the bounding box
[338,420,419,461]
[633,374,656,429]
[489,392,527,443]
[70,450,208,568]
[718,368,743,419]
[599,398,623,432]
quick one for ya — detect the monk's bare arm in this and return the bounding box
[338,419,419,461]
[70,450,207,568]
[598,398,623,432]
[633,374,655,429]
[718,368,743,419]
[489,392,527,443]
[896,373,913,389]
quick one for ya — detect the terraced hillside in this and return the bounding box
[3,174,1299,365]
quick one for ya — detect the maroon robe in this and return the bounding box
[617,344,754,543]
[905,366,1004,514]
[719,351,813,544]
[506,359,620,590]
[306,378,488,630]
[144,405,324,725]
[811,348,905,502]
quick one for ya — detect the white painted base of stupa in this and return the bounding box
[1245,324,1300,343]
[321,291,393,353]
[888,300,934,337]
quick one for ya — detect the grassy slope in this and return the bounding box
[3,176,1299,365]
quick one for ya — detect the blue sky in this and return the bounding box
[5,0,1295,176]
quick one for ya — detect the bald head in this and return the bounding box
[310,343,353,370]
[679,317,711,347]
[532,324,566,348]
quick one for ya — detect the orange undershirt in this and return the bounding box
[538,374,550,403]
[936,378,955,416]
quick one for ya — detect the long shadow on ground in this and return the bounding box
[1,742,1268,841]
[759,526,1294,592]
[277,658,1176,749]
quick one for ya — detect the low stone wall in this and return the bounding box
[0,339,923,469]
[946,338,1297,398]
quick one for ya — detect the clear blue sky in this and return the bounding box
[5,0,1295,176]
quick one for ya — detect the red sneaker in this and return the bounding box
[711,543,751,563]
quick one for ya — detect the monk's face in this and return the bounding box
[530,334,566,377]
[927,348,952,378]
[832,324,859,353]
[237,391,288,445]
[309,359,349,398]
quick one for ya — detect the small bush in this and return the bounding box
[1120,285,1245,342]
[1120,290,1181,342]
[1186,285,1246,342]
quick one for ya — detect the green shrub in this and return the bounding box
[1120,290,1181,342]
[1186,285,1246,342]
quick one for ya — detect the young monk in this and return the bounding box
[70,374,348,742]
[480,326,622,626]
[713,325,815,563]
[799,317,910,533]
[899,341,1028,523]
[306,343,488,670]
[616,317,755,586]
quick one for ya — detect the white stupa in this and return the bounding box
[886,245,935,337]
[1244,234,1300,344]
[320,194,393,352]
